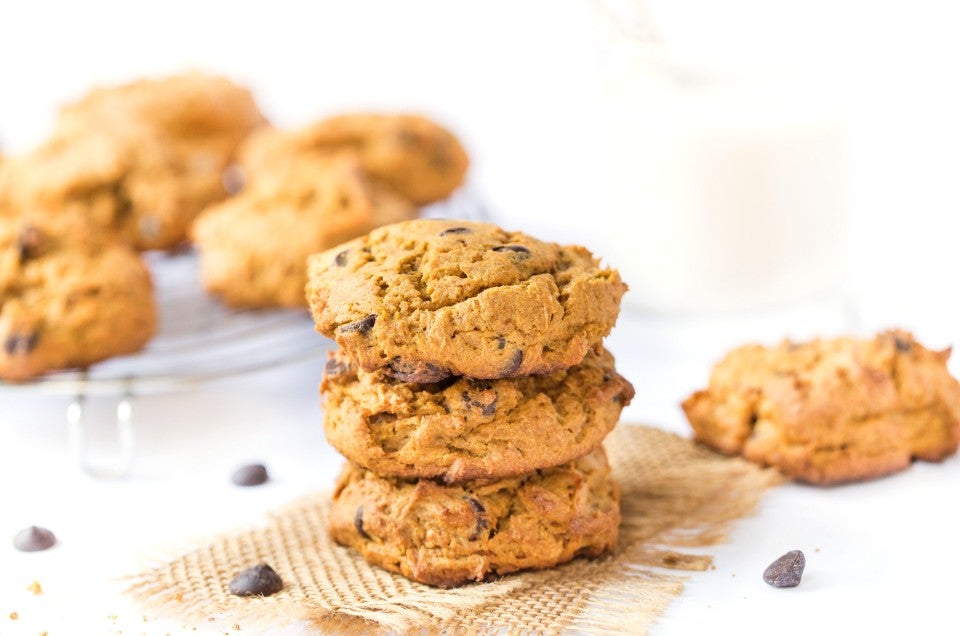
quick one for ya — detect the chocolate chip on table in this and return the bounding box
[492,245,531,258]
[439,226,472,236]
[4,331,39,356]
[228,563,283,597]
[231,463,269,487]
[334,249,350,267]
[13,526,56,552]
[355,506,371,540]
[339,314,376,335]
[387,358,451,383]
[763,550,805,588]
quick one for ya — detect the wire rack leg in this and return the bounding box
[66,384,136,479]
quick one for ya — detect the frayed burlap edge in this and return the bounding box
[126,425,782,634]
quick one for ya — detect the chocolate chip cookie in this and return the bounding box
[240,113,468,205]
[682,330,960,484]
[0,215,157,380]
[329,446,620,587]
[322,347,633,482]
[306,219,627,381]
[191,152,417,308]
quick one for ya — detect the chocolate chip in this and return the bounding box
[894,336,913,353]
[496,336,506,350]
[15,225,43,262]
[228,563,283,597]
[339,314,376,335]
[763,550,805,588]
[334,250,349,267]
[231,463,269,487]
[222,164,246,195]
[502,349,524,376]
[324,357,351,377]
[440,226,472,236]
[464,497,488,541]
[492,245,531,259]
[355,506,371,540]
[13,526,56,552]
[387,358,451,383]
[462,388,497,417]
[4,331,39,356]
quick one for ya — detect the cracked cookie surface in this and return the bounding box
[682,330,960,484]
[240,113,468,205]
[191,153,417,308]
[321,347,634,482]
[329,446,619,587]
[0,216,156,381]
[306,219,626,381]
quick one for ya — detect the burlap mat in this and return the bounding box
[127,424,781,634]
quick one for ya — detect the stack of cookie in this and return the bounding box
[306,218,633,587]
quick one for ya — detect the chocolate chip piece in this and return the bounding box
[502,349,524,376]
[492,245,531,259]
[339,314,376,335]
[15,225,43,262]
[462,388,497,417]
[13,526,56,552]
[231,463,269,487]
[440,226,472,236]
[324,357,351,377]
[496,336,506,350]
[4,331,39,356]
[355,506,371,540]
[334,250,349,267]
[387,358,451,383]
[894,336,913,353]
[222,164,246,195]
[228,563,283,597]
[763,550,805,588]
[464,497,488,541]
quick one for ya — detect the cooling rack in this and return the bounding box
[0,190,489,477]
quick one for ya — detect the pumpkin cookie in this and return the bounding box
[306,219,626,382]
[0,215,157,381]
[241,113,468,205]
[682,330,960,484]
[191,153,417,308]
[321,347,634,482]
[329,446,620,587]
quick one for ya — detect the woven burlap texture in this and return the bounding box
[127,424,781,634]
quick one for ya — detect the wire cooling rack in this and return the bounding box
[0,190,489,477]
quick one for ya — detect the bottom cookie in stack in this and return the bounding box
[328,446,620,588]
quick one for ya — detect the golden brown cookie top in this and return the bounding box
[190,153,417,308]
[241,113,468,204]
[0,215,156,380]
[682,330,960,484]
[55,71,267,142]
[306,219,626,381]
[321,346,634,482]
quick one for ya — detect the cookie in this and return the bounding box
[682,330,960,484]
[329,446,620,587]
[321,347,634,482]
[240,113,468,204]
[0,73,266,250]
[191,153,417,308]
[306,219,627,381]
[0,132,194,250]
[0,215,157,381]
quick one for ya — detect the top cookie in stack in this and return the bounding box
[306,218,627,382]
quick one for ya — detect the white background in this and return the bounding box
[2,1,960,634]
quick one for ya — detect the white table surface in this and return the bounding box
[2,301,958,636]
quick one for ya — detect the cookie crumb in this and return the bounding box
[9,612,18,620]
[26,580,43,595]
